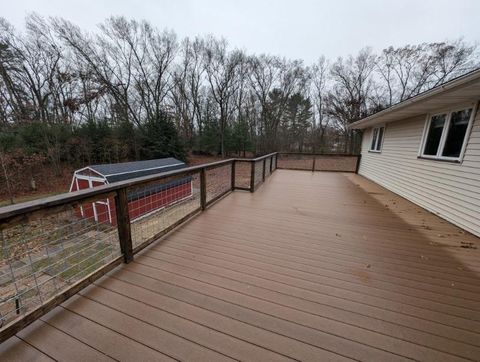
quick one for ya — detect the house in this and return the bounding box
[350,69,480,237]
[69,158,192,225]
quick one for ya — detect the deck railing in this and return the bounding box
[0,153,276,341]
[277,152,361,173]
[0,151,357,341]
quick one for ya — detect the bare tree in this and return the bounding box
[170,37,206,145]
[376,40,478,106]
[203,37,244,157]
[247,54,280,151]
[327,48,377,153]
[310,56,330,152]
[0,15,66,124]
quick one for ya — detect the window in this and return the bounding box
[421,107,474,161]
[370,126,384,152]
[442,109,472,157]
[423,114,446,156]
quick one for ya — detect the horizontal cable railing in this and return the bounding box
[0,151,358,341]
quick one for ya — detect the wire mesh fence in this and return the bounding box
[265,157,272,178]
[206,164,232,203]
[0,195,121,327]
[277,153,359,172]
[234,161,251,189]
[254,160,264,189]
[313,155,359,172]
[0,154,282,336]
[277,153,315,170]
[128,173,201,249]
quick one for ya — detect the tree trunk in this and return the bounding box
[0,152,14,205]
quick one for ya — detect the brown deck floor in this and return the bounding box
[1,170,480,361]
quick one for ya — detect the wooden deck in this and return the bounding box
[1,170,479,361]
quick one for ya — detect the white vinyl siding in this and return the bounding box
[358,103,480,237]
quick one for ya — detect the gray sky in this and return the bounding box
[2,0,480,63]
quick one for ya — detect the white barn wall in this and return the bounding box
[358,105,480,237]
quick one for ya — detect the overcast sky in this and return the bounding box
[2,0,479,63]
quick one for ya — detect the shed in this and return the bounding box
[69,158,192,225]
[350,68,480,237]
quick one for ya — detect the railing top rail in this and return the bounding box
[0,158,235,223]
[236,152,278,162]
[278,152,359,157]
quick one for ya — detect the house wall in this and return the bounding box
[358,105,480,237]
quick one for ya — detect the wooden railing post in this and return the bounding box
[275,153,278,170]
[200,168,207,210]
[262,158,266,181]
[231,160,236,190]
[270,156,273,173]
[312,156,316,172]
[250,161,255,193]
[115,188,133,263]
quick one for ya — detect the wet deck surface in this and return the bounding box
[1,170,479,361]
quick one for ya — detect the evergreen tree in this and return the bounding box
[138,113,187,161]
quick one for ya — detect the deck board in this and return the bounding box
[0,336,54,362]
[1,170,479,361]
[17,320,114,361]
[40,303,175,362]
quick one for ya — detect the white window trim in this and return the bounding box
[369,125,385,153]
[419,103,477,162]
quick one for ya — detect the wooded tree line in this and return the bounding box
[0,14,478,198]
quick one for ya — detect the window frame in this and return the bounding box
[369,125,385,153]
[418,103,477,162]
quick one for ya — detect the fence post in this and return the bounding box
[312,156,316,172]
[275,153,278,170]
[250,161,255,193]
[231,160,236,190]
[262,158,266,181]
[270,156,273,173]
[115,188,133,263]
[200,168,207,210]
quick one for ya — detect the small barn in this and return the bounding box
[70,158,192,225]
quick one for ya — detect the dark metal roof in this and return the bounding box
[88,158,186,183]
